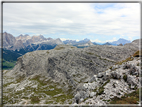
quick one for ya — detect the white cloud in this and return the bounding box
[3,3,140,40]
[106,37,117,42]
[91,39,103,43]
[60,38,70,41]
[128,37,132,41]
[120,35,125,38]
[76,39,80,42]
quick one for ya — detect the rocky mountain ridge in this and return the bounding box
[0,32,63,51]
[1,32,135,51]
[3,39,140,105]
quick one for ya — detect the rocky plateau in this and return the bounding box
[2,38,141,105]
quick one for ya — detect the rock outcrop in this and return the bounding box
[77,57,140,105]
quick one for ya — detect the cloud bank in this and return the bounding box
[3,3,140,42]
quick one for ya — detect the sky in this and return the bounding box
[3,3,140,43]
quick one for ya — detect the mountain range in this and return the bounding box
[0,32,137,70]
[1,32,132,51]
[0,32,63,51]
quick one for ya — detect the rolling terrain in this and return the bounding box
[3,39,141,105]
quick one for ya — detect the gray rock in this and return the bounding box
[128,66,139,76]
[80,98,84,102]
[123,64,132,69]
[111,72,121,79]
[89,75,97,82]
[102,74,110,81]
[97,72,105,78]
[74,92,81,104]
[127,75,138,86]
[90,92,96,98]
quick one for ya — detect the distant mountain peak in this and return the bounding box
[103,42,112,45]
[118,38,130,41]
[84,38,90,41]
[3,31,6,33]
[19,34,24,37]
[111,38,131,45]
[24,34,29,37]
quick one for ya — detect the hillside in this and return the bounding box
[3,39,140,105]
[2,49,23,69]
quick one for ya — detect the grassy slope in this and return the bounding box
[110,88,140,104]
[2,48,26,70]
[2,59,16,70]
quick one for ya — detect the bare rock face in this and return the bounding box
[1,32,16,48]
[78,57,140,105]
[8,43,138,91]
[1,32,64,51]
[124,39,141,49]
[13,40,25,50]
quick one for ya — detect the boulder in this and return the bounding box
[127,75,139,86]
[123,64,132,69]
[97,72,105,78]
[89,75,97,82]
[74,92,81,104]
[102,73,110,81]
[90,92,96,98]
[111,72,121,79]
[128,66,139,76]
[80,98,84,102]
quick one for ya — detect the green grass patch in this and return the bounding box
[133,50,141,57]
[4,73,74,104]
[54,47,65,50]
[46,51,49,54]
[123,74,127,82]
[137,63,140,66]
[86,52,94,55]
[71,47,75,48]
[110,88,139,104]
[115,56,134,65]
[3,82,14,87]
[31,95,40,104]
[2,59,16,70]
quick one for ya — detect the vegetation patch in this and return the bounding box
[115,56,134,65]
[123,74,127,82]
[137,63,140,66]
[133,50,141,57]
[110,88,140,104]
[86,52,94,55]
[54,47,65,50]
[71,47,75,48]
[31,95,40,104]
[16,74,26,83]
[2,59,16,70]
[29,75,74,104]
[46,51,49,54]
[96,80,110,96]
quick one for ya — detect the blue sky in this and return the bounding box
[3,3,140,43]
